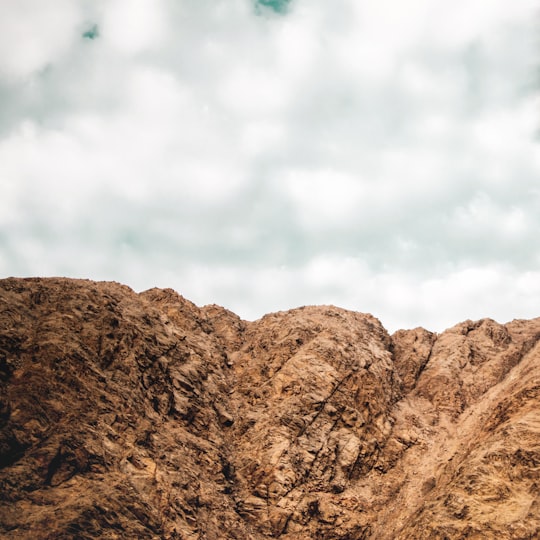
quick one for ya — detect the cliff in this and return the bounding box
[1,278,539,539]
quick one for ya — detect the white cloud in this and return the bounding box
[453,193,531,240]
[283,168,365,228]
[274,13,319,78]
[0,0,538,332]
[149,257,540,333]
[101,0,168,55]
[219,66,292,116]
[0,0,79,79]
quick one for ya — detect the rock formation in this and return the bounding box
[0,277,539,539]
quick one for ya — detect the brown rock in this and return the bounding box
[0,277,539,539]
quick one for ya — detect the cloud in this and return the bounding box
[134,257,540,333]
[0,0,538,332]
[0,0,80,80]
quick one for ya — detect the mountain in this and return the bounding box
[1,277,539,539]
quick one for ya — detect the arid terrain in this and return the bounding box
[1,277,539,539]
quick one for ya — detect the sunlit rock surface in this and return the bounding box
[1,278,539,539]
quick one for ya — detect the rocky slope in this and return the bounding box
[0,277,539,539]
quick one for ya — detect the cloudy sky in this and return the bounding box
[1,0,539,332]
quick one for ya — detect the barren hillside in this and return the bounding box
[1,278,539,539]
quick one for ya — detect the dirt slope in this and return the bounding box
[0,278,539,539]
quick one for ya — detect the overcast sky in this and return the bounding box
[1,0,539,332]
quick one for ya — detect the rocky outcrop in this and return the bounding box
[0,277,539,539]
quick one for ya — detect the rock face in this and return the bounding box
[0,278,539,539]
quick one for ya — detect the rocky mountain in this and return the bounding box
[0,277,539,539]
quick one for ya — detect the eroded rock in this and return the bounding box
[0,278,539,539]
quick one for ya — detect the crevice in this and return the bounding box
[297,372,353,438]
[413,339,436,388]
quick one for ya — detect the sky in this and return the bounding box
[0,0,539,332]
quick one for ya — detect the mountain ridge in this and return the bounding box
[1,277,539,539]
